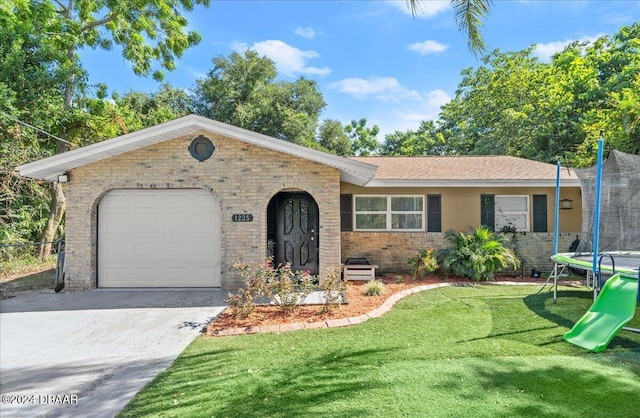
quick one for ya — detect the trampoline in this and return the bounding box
[551,251,640,279]
[547,141,640,352]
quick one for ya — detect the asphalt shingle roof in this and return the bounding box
[349,156,577,181]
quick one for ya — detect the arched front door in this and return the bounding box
[267,192,319,275]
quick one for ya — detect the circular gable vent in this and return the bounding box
[188,135,215,162]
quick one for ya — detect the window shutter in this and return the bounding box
[481,194,495,231]
[340,194,353,231]
[427,194,441,232]
[533,195,547,232]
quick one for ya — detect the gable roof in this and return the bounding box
[350,156,580,187]
[17,115,377,186]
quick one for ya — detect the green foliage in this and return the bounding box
[228,259,320,316]
[381,120,444,156]
[407,0,491,55]
[434,24,640,166]
[346,118,380,156]
[437,226,520,281]
[408,248,440,279]
[317,119,353,155]
[363,280,385,296]
[193,50,326,146]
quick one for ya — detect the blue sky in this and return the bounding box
[79,0,639,138]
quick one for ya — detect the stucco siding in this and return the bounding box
[340,183,582,233]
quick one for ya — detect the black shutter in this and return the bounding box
[533,194,547,232]
[481,194,495,231]
[427,194,441,232]
[340,194,353,231]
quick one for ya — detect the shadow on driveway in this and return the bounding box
[0,289,227,418]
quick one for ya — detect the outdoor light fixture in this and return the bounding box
[57,173,69,183]
[560,198,573,210]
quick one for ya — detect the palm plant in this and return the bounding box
[437,226,520,281]
[406,0,492,55]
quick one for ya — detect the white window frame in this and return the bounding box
[495,195,530,232]
[353,195,425,232]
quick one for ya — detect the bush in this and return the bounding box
[363,280,385,296]
[318,267,347,313]
[436,226,520,281]
[408,248,439,279]
[227,259,316,317]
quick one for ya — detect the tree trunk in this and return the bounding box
[37,42,75,260]
[38,181,66,259]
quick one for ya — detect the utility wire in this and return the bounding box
[1,111,76,148]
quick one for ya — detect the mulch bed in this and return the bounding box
[204,273,543,336]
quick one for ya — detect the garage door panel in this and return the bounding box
[98,189,221,288]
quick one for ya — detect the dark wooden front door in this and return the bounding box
[272,193,319,274]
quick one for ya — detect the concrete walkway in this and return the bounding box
[0,289,227,418]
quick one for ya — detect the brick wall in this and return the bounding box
[64,130,341,291]
[341,231,579,277]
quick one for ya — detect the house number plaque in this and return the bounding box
[232,214,253,222]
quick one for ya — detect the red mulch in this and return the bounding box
[204,273,535,336]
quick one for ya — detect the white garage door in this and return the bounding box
[98,189,221,287]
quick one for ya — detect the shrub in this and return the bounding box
[436,226,520,281]
[227,259,317,316]
[318,267,347,313]
[363,280,385,296]
[408,248,439,279]
[395,275,404,283]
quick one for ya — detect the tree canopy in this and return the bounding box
[193,50,326,147]
[428,23,639,166]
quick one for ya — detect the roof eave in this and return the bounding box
[17,115,377,185]
[364,179,582,188]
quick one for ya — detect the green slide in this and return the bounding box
[563,274,638,353]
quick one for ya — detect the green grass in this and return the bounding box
[119,285,640,418]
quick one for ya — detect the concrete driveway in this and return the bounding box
[0,288,227,418]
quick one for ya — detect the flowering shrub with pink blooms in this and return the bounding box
[228,259,336,317]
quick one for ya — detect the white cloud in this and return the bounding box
[374,89,451,138]
[331,77,399,99]
[232,39,331,77]
[294,26,317,40]
[407,40,449,55]
[230,40,248,52]
[330,77,451,137]
[329,76,424,102]
[387,0,450,18]
[534,34,605,61]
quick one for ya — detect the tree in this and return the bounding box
[7,0,210,258]
[407,0,492,54]
[432,24,638,166]
[193,50,326,146]
[346,118,380,156]
[115,84,193,131]
[381,120,443,156]
[317,119,353,156]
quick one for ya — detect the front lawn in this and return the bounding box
[119,285,640,418]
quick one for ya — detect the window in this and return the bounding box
[495,195,530,232]
[354,195,424,231]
